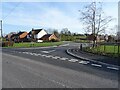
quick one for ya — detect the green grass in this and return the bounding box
[93,45,120,54]
[74,36,89,43]
[74,40,89,43]
[8,42,63,48]
[74,35,86,39]
[85,45,120,57]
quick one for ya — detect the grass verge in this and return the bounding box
[5,42,63,48]
[85,45,120,57]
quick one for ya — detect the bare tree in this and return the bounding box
[79,2,113,47]
[61,28,70,35]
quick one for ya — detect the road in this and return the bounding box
[2,43,119,88]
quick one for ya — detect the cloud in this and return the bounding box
[2,0,119,2]
[3,4,83,33]
[2,2,118,34]
[39,8,82,30]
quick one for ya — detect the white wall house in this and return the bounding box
[28,28,48,42]
[37,29,47,39]
[33,29,47,42]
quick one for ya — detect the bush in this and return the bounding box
[50,39,58,42]
[2,41,14,47]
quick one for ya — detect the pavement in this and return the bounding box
[2,42,119,88]
[66,48,120,71]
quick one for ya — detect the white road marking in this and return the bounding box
[52,56,60,59]
[59,58,68,61]
[22,52,31,55]
[22,52,27,54]
[79,61,90,64]
[34,53,39,56]
[107,66,119,70]
[91,64,102,67]
[49,50,55,52]
[68,59,78,62]
[41,55,47,57]
[41,51,49,53]
[29,53,34,55]
[41,50,55,53]
[16,79,24,88]
[46,55,53,58]
[37,54,42,56]
[12,51,120,71]
[25,52,29,54]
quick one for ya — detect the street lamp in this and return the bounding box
[0,20,2,42]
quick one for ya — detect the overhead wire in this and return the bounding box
[3,2,22,20]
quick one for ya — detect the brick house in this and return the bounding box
[40,34,59,42]
[19,32,29,42]
[6,31,29,42]
[5,32,16,41]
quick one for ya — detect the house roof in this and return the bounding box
[10,32,25,39]
[41,34,52,39]
[5,32,16,38]
[17,32,25,36]
[28,29,47,35]
[32,29,43,35]
[11,34,18,38]
[19,32,28,39]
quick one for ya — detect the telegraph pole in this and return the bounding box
[0,20,2,42]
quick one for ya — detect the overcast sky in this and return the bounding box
[1,1,118,35]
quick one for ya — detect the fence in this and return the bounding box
[84,42,120,57]
[97,42,120,54]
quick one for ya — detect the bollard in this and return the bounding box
[80,44,82,51]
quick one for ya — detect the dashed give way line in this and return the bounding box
[91,64,102,67]
[79,61,89,64]
[17,51,119,71]
[107,66,119,70]
[68,59,78,62]
[41,50,55,53]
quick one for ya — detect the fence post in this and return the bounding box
[104,44,105,54]
[114,43,115,54]
[118,42,120,55]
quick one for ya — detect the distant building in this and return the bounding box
[5,31,29,42]
[40,34,59,42]
[28,28,47,42]
[87,34,105,43]
[4,28,60,43]
[19,32,29,42]
[5,32,16,41]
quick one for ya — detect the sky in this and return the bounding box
[1,1,118,35]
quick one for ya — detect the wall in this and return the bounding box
[37,30,47,39]
[49,34,58,41]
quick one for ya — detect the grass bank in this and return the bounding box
[6,42,63,48]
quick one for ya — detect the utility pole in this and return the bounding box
[0,20,2,42]
[117,31,119,55]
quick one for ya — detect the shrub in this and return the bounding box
[50,39,58,42]
[2,41,14,47]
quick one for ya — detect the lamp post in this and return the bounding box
[0,20,2,42]
[117,25,120,55]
